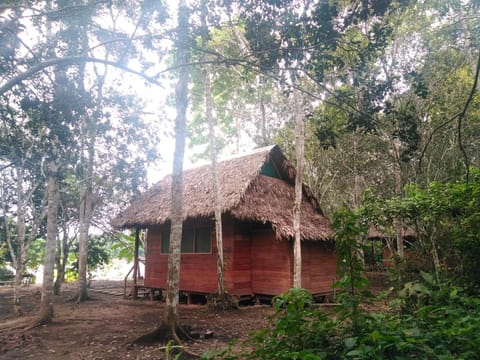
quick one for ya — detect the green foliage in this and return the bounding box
[244,289,333,360]
[0,266,14,281]
[203,289,335,360]
[204,281,480,359]
[363,169,480,287]
[110,231,141,262]
[66,235,112,280]
[26,238,45,271]
[332,209,371,334]
[206,194,480,359]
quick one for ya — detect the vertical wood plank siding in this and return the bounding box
[301,242,337,294]
[143,217,336,296]
[250,230,292,295]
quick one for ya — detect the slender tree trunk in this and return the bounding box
[392,138,405,259]
[259,76,268,146]
[292,88,304,288]
[352,131,365,264]
[429,227,441,284]
[53,241,62,296]
[38,165,59,324]
[131,227,140,299]
[352,132,361,209]
[201,0,225,297]
[13,255,24,316]
[77,32,95,301]
[165,0,190,335]
[78,178,93,301]
[54,225,70,295]
[459,12,480,94]
[2,168,46,316]
[14,167,26,316]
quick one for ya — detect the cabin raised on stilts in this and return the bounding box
[112,145,336,302]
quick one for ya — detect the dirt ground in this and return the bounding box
[0,281,273,359]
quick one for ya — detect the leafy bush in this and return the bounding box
[66,235,112,280]
[202,289,336,360]
[203,195,480,359]
[362,169,480,287]
[245,288,334,360]
[0,266,14,280]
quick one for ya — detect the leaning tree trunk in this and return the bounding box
[292,88,304,289]
[201,0,225,297]
[38,165,59,324]
[164,0,190,337]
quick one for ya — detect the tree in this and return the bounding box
[164,0,190,339]
[38,161,59,324]
[292,87,304,288]
[0,0,163,320]
[200,0,225,297]
[0,162,46,315]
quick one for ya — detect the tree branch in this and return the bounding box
[457,49,480,184]
[418,50,480,183]
[417,111,461,173]
[0,56,164,95]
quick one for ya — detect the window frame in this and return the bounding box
[160,225,212,254]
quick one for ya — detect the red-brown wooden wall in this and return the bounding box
[250,229,292,295]
[301,242,337,294]
[144,218,221,293]
[143,216,336,297]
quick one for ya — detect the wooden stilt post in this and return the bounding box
[131,227,140,299]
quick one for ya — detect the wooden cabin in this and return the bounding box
[112,145,336,300]
[366,227,417,271]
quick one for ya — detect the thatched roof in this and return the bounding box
[111,145,330,241]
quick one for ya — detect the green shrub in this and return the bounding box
[245,288,334,360]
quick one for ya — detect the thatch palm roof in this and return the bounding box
[111,145,330,241]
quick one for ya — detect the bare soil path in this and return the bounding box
[0,281,272,359]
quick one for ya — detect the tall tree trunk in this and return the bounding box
[352,132,361,209]
[53,240,62,296]
[392,138,405,259]
[1,173,19,314]
[13,167,26,316]
[292,88,304,288]
[38,164,59,324]
[54,224,70,295]
[459,11,480,94]
[352,131,365,264]
[77,22,95,301]
[258,76,268,146]
[201,0,225,297]
[3,167,46,316]
[77,172,93,301]
[165,0,190,335]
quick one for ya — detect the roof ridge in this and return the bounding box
[157,144,277,180]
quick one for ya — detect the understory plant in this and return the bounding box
[203,202,480,359]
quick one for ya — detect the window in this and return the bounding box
[161,230,170,253]
[161,226,211,254]
[195,228,211,253]
[181,228,194,253]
